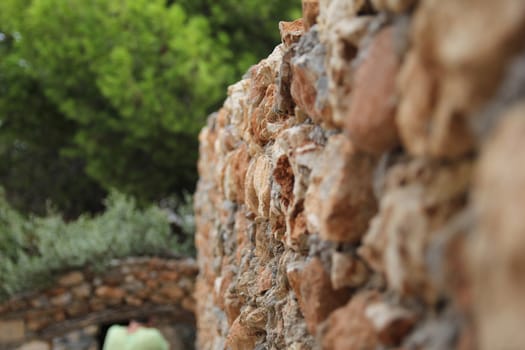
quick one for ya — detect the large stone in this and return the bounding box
[16,341,50,350]
[287,258,352,335]
[321,291,381,350]
[371,0,416,13]
[365,300,416,346]
[470,104,525,350]
[302,0,320,31]
[226,316,260,350]
[290,28,331,126]
[0,319,25,343]
[344,26,400,154]
[397,0,525,158]
[330,252,369,289]
[95,286,125,301]
[279,19,305,48]
[160,282,186,301]
[359,158,472,302]
[304,134,377,242]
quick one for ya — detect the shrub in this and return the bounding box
[0,190,194,301]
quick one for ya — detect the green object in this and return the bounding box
[0,190,194,301]
[0,0,301,215]
[103,325,169,350]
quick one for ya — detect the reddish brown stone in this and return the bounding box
[321,291,381,350]
[46,287,67,297]
[371,0,416,13]
[330,252,369,289]
[182,296,196,313]
[226,316,260,350]
[287,258,352,335]
[146,279,160,289]
[50,292,72,307]
[71,283,91,299]
[365,301,417,346]
[214,268,235,310]
[224,290,243,326]
[291,61,326,124]
[95,286,125,301]
[304,134,377,242]
[344,26,400,154]
[290,29,332,126]
[65,301,89,317]
[257,266,273,294]
[230,143,250,204]
[302,0,320,31]
[57,271,84,287]
[160,282,185,301]
[470,104,525,349]
[273,155,295,209]
[158,271,179,282]
[279,19,305,48]
[125,296,143,307]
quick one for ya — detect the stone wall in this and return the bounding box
[0,257,197,349]
[194,0,525,349]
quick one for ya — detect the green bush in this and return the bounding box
[0,189,194,301]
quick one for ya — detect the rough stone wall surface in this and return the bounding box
[194,0,525,349]
[0,257,197,349]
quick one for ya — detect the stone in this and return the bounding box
[226,316,260,350]
[0,319,25,343]
[290,28,331,126]
[241,306,267,330]
[469,104,525,350]
[371,0,416,13]
[57,271,84,287]
[66,301,90,317]
[71,283,91,299]
[245,155,272,217]
[26,310,52,331]
[344,26,400,154]
[125,296,143,307]
[318,0,367,38]
[16,341,50,350]
[30,296,50,308]
[323,15,373,127]
[287,258,352,335]
[279,19,305,48]
[321,291,381,350]
[397,0,525,158]
[358,158,472,302]
[95,286,125,301]
[50,292,72,307]
[304,134,377,242]
[257,266,273,294]
[302,0,320,31]
[160,282,185,301]
[330,252,369,289]
[181,297,196,313]
[365,300,416,346]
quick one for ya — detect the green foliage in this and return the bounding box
[174,0,302,72]
[0,0,301,215]
[0,190,193,301]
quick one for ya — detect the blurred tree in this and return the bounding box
[0,0,300,216]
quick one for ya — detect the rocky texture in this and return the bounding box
[0,257,197,350]
[195,1,525,349]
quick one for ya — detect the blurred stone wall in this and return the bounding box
[193,0,525,349]
[0,257,197,349]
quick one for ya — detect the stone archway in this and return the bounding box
[0,257,197,350]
